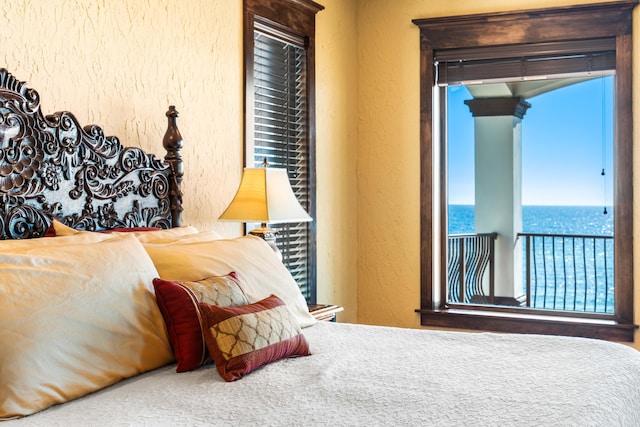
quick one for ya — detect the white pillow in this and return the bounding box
[0,234,173,419]
[143,235,316,328]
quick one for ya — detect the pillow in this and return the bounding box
[153,273,249,372]
[131,226,200,243]
[199,295,310,382]
[147,229,224,244]
[0,234,173,419]
[0,229,114,253]
[100,226,161,233]
[51,218,199,242]
[44,222,57,237]
[143,235,316,328]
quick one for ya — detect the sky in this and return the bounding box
[447,76,614,207]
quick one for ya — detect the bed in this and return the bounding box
[1,69,640,426]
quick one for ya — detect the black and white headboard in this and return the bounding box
[0,69,183,239]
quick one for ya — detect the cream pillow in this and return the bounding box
[0,234,173,420]
[129,226,200,242]
[51,218,199,242]
[146,229,224,244]
[0,230,113,253]
[143,235,316,328]
[50,218,80,235]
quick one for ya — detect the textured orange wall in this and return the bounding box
[315,0,359,322]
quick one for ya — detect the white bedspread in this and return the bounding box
[6,322,640,426]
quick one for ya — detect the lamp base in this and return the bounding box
[249,225,282,261]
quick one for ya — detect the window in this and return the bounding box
[413,1,636,341]
[448,77,616,314]
[244,0,323,303]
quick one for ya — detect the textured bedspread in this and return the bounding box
[6,322,640,426]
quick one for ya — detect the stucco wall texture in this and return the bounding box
[1,0,243,233]
[1,0,638,346]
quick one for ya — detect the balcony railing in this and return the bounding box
[519,232,614,314]
[447,233,497,304]
[447,232,614,314]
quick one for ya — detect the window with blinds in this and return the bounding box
[251,25,316,303]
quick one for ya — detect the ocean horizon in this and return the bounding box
[448,204,614,236]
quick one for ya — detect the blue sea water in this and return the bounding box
[448,205,613,236]
[448,205,614,313]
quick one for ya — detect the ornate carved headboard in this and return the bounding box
[0,69,183,239]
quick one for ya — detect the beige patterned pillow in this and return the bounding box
[181,275,248,307]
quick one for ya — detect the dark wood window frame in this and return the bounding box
[413,1,637,341]
[243,0,323,304]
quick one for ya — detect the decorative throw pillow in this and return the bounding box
[199,295,311,382]
[44,222,57,237]
[99,226,161,233]
[153,273,249,372]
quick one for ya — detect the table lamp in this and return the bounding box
[218,165,312,260]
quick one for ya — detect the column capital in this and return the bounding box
[464,96,531,119]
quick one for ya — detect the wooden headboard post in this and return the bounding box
[162,105,184,228]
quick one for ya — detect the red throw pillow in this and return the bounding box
[153,273,248,372]
[44,223,57,237]
[199,294,310,382]
[98,226,160,233]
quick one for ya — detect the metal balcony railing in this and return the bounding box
[447,233,497,304]
[519,232,614,314]
[447,232,614,314]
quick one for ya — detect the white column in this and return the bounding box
[465,97,530,304]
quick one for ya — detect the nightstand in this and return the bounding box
[308,304,344,322]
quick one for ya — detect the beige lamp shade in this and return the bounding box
[218,168,312,223]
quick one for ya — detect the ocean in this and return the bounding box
[448,205,614,313]
[448,205,613,236]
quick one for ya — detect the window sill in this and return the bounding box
[416,308,636,342]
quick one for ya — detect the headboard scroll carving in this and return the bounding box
[0,69,183,239]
